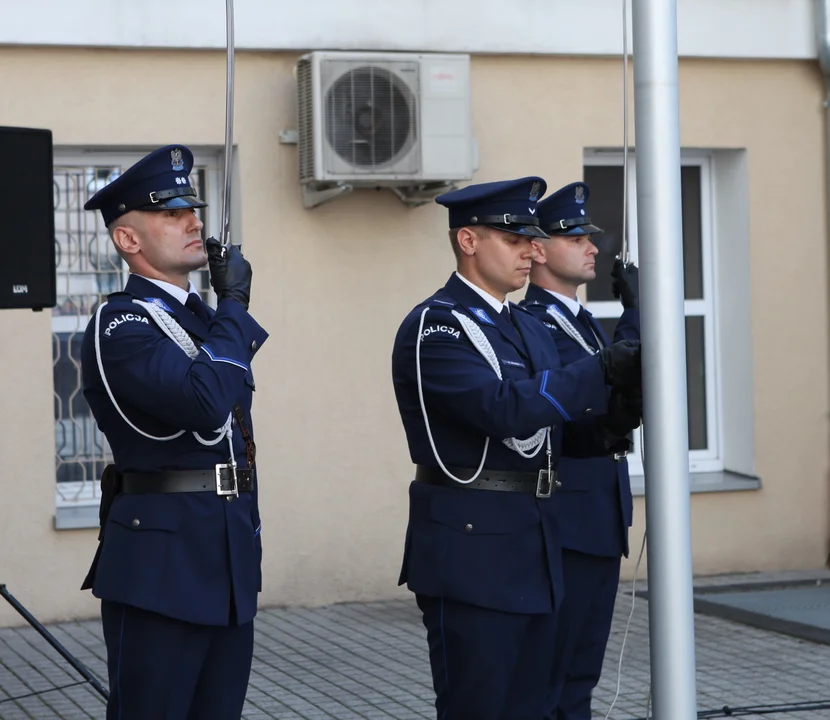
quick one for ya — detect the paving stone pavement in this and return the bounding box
[1,570,830,719]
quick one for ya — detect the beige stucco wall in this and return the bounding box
[0,48,827,625]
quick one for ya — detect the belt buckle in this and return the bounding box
[215,463,239,497]
[614,451,628,462]
[536,469,554,498]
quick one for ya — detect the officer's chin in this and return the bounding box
[185,251,209,271]
[507,277,528,293]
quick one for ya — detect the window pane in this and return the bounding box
[681,166,703,299]
[600,314,706,449]
[582,164,704,302]
[191,168,212,304]
[52,165,123,497]
[686,315,707,450]
[583,165,624,302]
[53,332,110,486]
[597,316,706,449]
[596,317,619,343]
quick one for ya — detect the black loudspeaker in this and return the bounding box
[0,126,56,311]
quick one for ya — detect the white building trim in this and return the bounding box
[0,0,817,60]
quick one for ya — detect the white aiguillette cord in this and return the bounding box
[545,304,599,356]
[93,300,234,458]
[414,306,551,485]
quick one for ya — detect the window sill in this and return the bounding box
[54,503,100,530]
[630,470,761,497]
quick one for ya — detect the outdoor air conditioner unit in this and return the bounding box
[295,51,474,208]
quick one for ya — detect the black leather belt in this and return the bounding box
[415,465,559,498]
[122,466,254,496]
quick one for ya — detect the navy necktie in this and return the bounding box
[185,293,211,325]
[577,307,602,349]
[505,306,530,343]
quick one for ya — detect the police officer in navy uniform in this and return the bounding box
[80,145,267,720]
[519,181,641,720]
[391,176,643,720]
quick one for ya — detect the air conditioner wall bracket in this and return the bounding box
[302,182,353,209]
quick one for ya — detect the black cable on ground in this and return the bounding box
[629,698,830,720]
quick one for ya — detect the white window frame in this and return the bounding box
[53,148,222,525]
[583,150,723,476]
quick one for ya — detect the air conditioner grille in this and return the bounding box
[296,57,315,182]
[322,61,419,175]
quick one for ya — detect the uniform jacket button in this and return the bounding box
[250,340,258,351]
[584,407,593,415]
[131,518,140,527]
[464,523,473,532]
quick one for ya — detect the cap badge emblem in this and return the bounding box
[171,148,185,172]
[529,181,541,202]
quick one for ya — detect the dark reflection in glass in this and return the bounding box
[681,166,703,299]
[686,315,707,450]
[583,164,704,301]
[583,166,624,302]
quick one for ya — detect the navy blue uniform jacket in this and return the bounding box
[392,274,615,615]
[81,274,268,626]
[521,283,640,558]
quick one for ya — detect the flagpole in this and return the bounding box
[631,0,698,716]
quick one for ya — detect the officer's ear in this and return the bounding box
[531,239,548,264]
[109,219,142,257]
[456,226,486,257]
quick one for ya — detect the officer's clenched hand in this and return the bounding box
[597,340,641,388]
[611,259,639,309]
[206,236,252,310]
[601,387,642,442]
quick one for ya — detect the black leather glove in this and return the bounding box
[206,236,252,310]
[611,259,639,309]
[597,340,642,389]
[601,388,643,443]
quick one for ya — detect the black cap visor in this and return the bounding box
[485,223,549,239]
[137,194,208,212]
[548,222,603,236]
